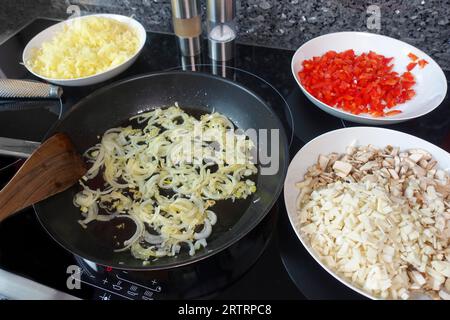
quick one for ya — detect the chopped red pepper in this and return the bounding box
[407,62,417,71]
[384,110,402,116]
[298,50,416,117]
[418,59,429,68]
[408,52,419,61]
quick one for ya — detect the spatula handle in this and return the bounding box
[0,79,62,99]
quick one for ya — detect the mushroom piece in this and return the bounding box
[332,161,353,177]
[383,158,395,168]
[359,161,379,171]
[413,165,427,178]
[354,151,374,163]
[435,183,450,198]
[318,154,330,171]
[388,169,399,180]
[419,159,429,169]
[427,160,437,171]
[409,153,423,164]
[439,289,450,300]
[408,149,432,161]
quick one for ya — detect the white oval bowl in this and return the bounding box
[284,127,450,300]
[22,14,147,87]
[291,32,447,125]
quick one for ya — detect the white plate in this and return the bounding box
[22,14,147,87]
[291,32,447,124]
[284,127,450,299]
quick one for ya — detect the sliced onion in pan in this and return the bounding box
[143,231,165,244]
[194,219,212,240]
[113,215,144,252]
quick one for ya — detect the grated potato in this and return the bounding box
[27,16,140,79]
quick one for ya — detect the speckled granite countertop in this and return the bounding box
[1,0,449,69]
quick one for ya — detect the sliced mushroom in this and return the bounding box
[383,158,395,168]
[346,146,356,155]
[354,151,374,163]
[408,149,432,161]
[390,147,399,157]
[413,165,427,178]
[409,153,423,164]
[359,161,379,171]
[389,168,399,180]
[318,154,330,171]
[427,160,437,171]
[332,161,353,177]
[419,159,429,169]
[435,183,450,198]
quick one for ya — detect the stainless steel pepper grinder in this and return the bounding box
[171,0,202,56]
[207,0,236,61]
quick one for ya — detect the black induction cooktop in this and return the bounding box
[0,18,448,300]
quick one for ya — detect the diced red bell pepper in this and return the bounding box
[298,50,417,117]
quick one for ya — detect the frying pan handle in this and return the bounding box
[0,79,62,99]
[0,137,40,158]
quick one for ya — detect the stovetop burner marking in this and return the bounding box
[99,293,111,300]
[76,257,161,299]
[78,277,133,300]
[116,274,162,293]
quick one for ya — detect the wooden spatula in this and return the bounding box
[0,133,86,222]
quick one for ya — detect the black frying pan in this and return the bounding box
[33,71,288,270]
